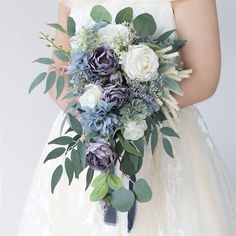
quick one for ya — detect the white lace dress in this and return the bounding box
[17,0,236,235]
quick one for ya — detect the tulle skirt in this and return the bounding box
[17,105,236,236]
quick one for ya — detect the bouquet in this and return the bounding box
[29,5,192,214]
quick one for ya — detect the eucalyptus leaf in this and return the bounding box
[54,50,69,62]
[134,138,144,155]
[48,136,73,145]
[28,72,47,93]
[115,7,133,24]
[90,182,109,201]
[90,5,112,23]
[151,126,158,154]
[133,178,152,202]
[168,39,187,54]
[91,173,107,188]
[120,152,143,176]
[62,91,77,100]
[47,23,66,33]
[65,158,74,185]
[111,187,135,212]
[68,113,83,136]
[160,127,180,138]
[60,114,68,136]
[67,16,76,37]
[44,71,56,94]
[85,167,94,191]
[33,58,55,65]
[164,78,182,95]
[71,149,83,177]
[133,13,156,37]
[44,147,65,163]
[51,165,63,193]
[144,117,152,144]
[107,175,123,190]
[157,29,176,42]
[56,75,65,99]
[77,141,86,168]
[163,137,174,158]
[118,133,142,157]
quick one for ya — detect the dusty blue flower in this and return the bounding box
[86,139,114,171]
[78,100,119,136]
[88,46,119,75]
[102,84,129,109]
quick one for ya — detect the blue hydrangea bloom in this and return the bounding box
[78,100,119,137]
[67,50,90,75]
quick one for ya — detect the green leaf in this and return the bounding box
[62,91,77,100]
[151,126,158,154]
[28,72,47,93]
[56,75,65,99]
[65,158,74,185]
[133,13,157,37]
[48,136,73,145]
[77,141,86,168]
[90,182,109,201]
[115,7,133,24]
[164,78,182,95]
[160,127,180,138]
[68,113,83,135]
[163,137,174,158]
[67,16,76,37]
[85,167,94,191]
[60,115,68,136]
[115,141,124,157]
[133,178,152,202]
[144,117,152,144]
[51,165,63,193]
[120,152,143,176]
[111,187,135,212]
[168,39,187,54]
[133,138,144,155]
[157,29,176,42]
[90,5,112,23]
[54,50,69,62]
[64,100,77,113]
[44,71,56,94]
[118,134,142,157]
[44,147,65,163]
[91,173,107,188]
[107,175,123,190]
[47,23,66,33]
[71,149,83,177]
[33,58,55,65]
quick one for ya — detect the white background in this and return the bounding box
[0,0,236,235]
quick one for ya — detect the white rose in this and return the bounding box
[97,24,131,49]
[121,44,159,82]
[123,119,148,141]
[79,84,103,109]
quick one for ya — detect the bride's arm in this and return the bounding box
[172,0,221,108]
[48,3,76,111]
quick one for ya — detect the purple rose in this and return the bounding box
[102,84,129,109]
[86,140,114,171]
[109,71,124,84]
[88,46,119,75]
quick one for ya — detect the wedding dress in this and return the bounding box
[17,0,236,235]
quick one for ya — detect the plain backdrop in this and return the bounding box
[0,0,236,235]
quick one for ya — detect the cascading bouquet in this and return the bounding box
[29,5,192,213]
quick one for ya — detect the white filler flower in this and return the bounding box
[121,44,159,82]
[79,84,103,109]
[97,24,131,49]
[123,119,148,141]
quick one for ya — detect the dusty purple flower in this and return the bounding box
[109,71,124,84]
[88,46,119,75]
[86,140,114,171]
[102,84,129,109]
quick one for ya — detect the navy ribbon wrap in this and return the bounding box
[103,166,137,232]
